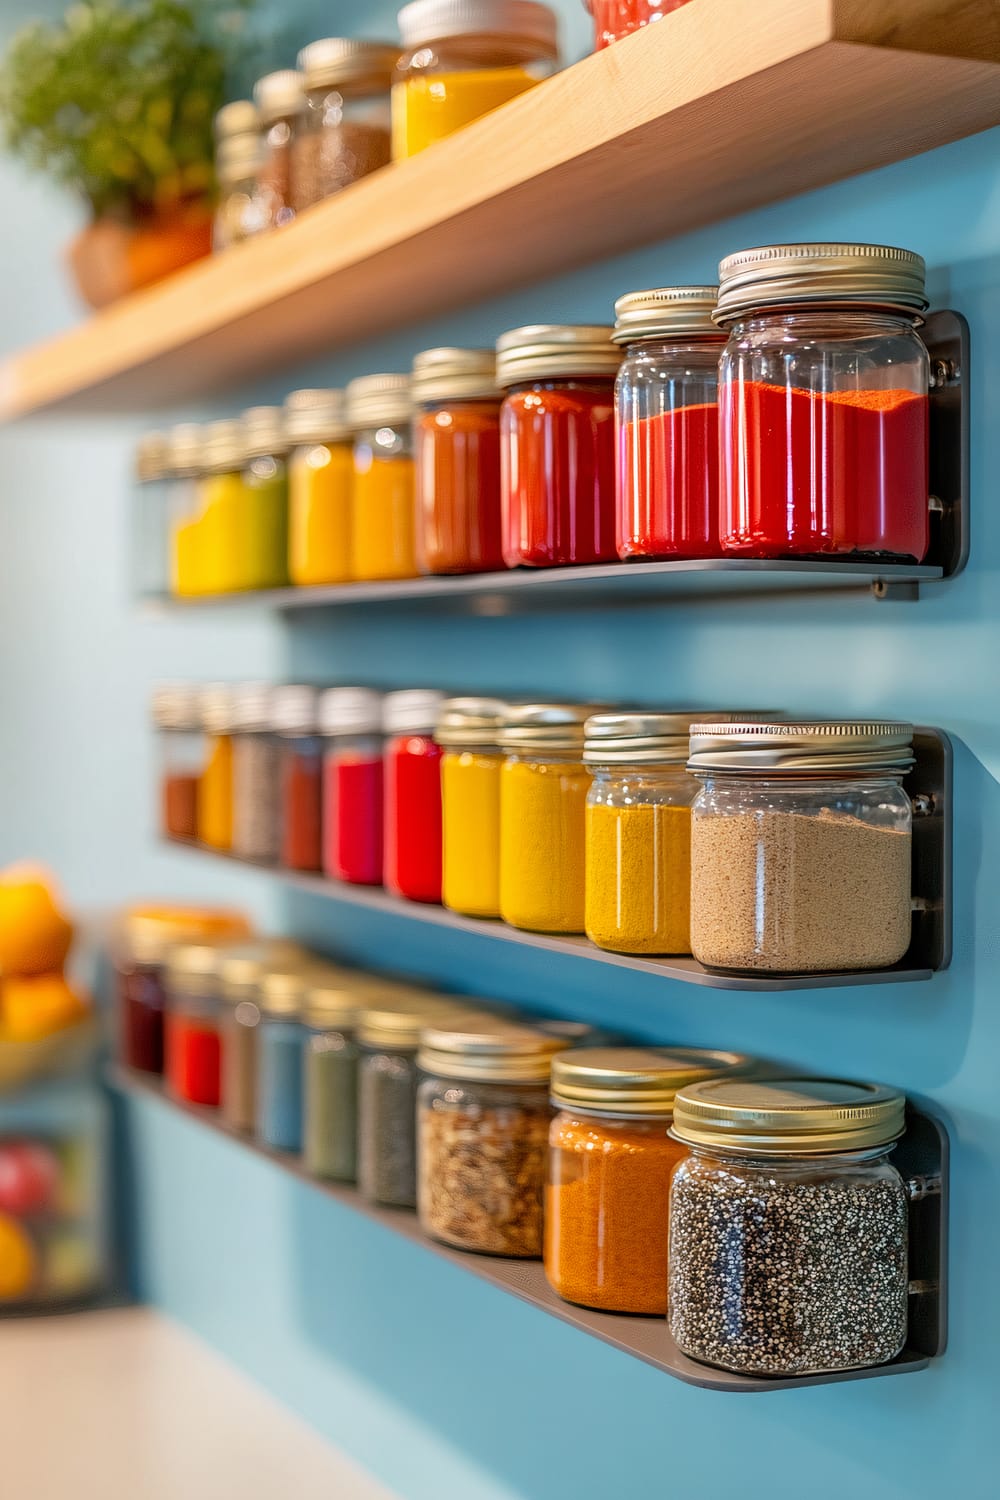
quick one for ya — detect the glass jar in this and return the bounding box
[255,971,307,1152]
[271,685,323,872]
[346,374,417,581]
[303,977,363,1181]
[152,682,203,842]
[613,287,726,560]
[218,951,264,1133]
[669,1078,910,1376]
[319,687,385,886]
[545,1046,747,1313]
[417,1018,567,1255]
[688,720,914,974]
[295,39,395,209]
[166,423,208,598]
[253,70,306,230]
[412,347,505,575]
[499,705,592,932]
[589,0,693,48]
[285,388,354,586]
[392,0,559,159]
[164,943,229,1106]
[132,429,170,599]
[197,684,236,851]
[241,406,290,591]
[230,682,280,863]
[716,243,930,562]
[497,326,621,566]
[437,696,508,917]
[194,420,249,595]
[384,689,446,903]
[213,102,264,250]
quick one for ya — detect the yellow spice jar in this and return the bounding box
[188,419,248,595]
[346,373,418,581]
[437,696,510,918]
[499,704,593,933]
[285,387,354,586]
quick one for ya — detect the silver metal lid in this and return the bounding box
[202,419,245,473]
[435,696,509,749]
[318,686,383,736]
[612,286,722,344]
[551,1046,751,1115]
[242,406,287,459]
[671,1077,906,1154]
[715,243,928,324]
[298,37,399,91]
[230,681,274,733]
[215,99,258,140]
[151,682,202,732]
[398,0,559,53]
[498,702,593,752]
[135,431,169,482]
[284,388,351,446]
[271,684,319,736]
[253,69,306,124]
[200,683,236,735]
[167,422,206,478]
[384,688,446,735]
[495,324,621,387]
[418,1016,568,1083]
[584,711,746,766]
[345,373,413,430]
[687,719,915,773]
[411,347,500,404]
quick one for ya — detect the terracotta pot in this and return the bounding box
[67,199,214,309]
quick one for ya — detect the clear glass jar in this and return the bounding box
[668,1078,910,1376]
[285,388,354,586]
[164,944,227,1107]
[152,683,203,842]
[295,40,395,209]
[392,0,559,159]
[241,407,290,591]
[383,689,446,904]
[346,375,417,581]
[253,70,306,230]
[437,697,508,918]
[273,686,323,873]
[197,684,235,852]
[497,326,621,567]
[132,429,170,599]
[716,244,930,562]
[688,720,914,975]
[319,687,385,886]
[230,682,279,863]
[589,0,693,48]
[613,288,725,560]
[302,979,363,1181]
[213,122,265,250]
[255,972,306,1152]
[166,423,207,598]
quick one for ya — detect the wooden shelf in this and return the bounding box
[4,0,1000,417]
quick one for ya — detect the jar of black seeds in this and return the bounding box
[668,1077,910,1378]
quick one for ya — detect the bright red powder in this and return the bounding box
[282,745,322,871]
[618,401,722,559]
[167,1014,221,1106]
[324,752,384,885]
[384,734,443,903]
[720,382,929,560]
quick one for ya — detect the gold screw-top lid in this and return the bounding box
[584,710,761,766]
[411,347,500,405]
[551,1047,751,1115]
[398,0,559,54]
[714,243,927,324]
[165,939,247,996]
[215,99,258,140]
[135,431,169,482]
[284,389,352,446]
[119,906,251,966]
[218,941,308,1000]
[302,970,394,1028]
[613,286,722,344]
[260,969,309,1017]
[357,992,467,1049]
[498,702,594,752]
[435,696,509,749]
[167,423,206,478]
[687,719,915,774]
[253,69,306,124]
[418,1015,569,1082]
[345,373,412,430]
[671,1077,906,1154]
[203,419,245,474]
[298,37,399,91]
[243,406,287,459]
[495,324,621,387]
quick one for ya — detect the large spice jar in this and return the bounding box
[545,1047,747,1313]
[346,374,418,580]
[418,1017,567,1256]
[498,325,621,566]
[255,970,308,1152]
[152,683,203,842]
[715,243,930,562]
[384,689,446,903]
[412,347,505,575]
[230,682,279,864]
[274,685,323,873]
[253,70,306,230]
[294,39,395,210]
[285,388,354,586]
[613,287,725,561]
[320,687,385,886]
[437,696,508,918]
[303,976,364,1182]
[197,685,235,851]
[668,1078,910,1376]
[499,705,592,933]
[688,720,914,974]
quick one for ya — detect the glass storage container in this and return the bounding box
[320,686,385,886]
[295,39,396,209]
[499,704,592,933]
[392,0,559,159]
[303,976,363,1181]
[613,287,726,561]
[412,346,505,575]
[218,951,264,1133]
[669,1077,910,1376]
[497,325,621,566]
[715,243,930,562]
[253,70,306,229]
[167,423,208,598]
[255,971,307,1152]
[213,100,263,250]
[197,684,236,851]
[285,388,354,586]
[152,682,203,842]
[437,696,508,917]
[546,1047,747,1313]
[164,943,231,1106]
[346,374,418,581]
[588,0,693,49]
[274,685,323,872]
[384,689,446,903]
[241,406,290,591]
[132,429,170,599]
[417,1017,567,1256]
[230,681,280,863]
[688,720,914,974]
[192,419,248,595]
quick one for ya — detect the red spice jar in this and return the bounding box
[412,347,505,575]
[497,325,621,567]
[320,686,385,886]
[613,286,726,561]
[274,685,323,872]
[152,683,203,840]
[716,243,930,563]
[383,688,446,903]
[588,0,694,49]
[164,943,230,1106]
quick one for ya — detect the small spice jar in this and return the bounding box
[392,0,559,159]
[166,423,207,598]
[164,943,231,1107]
[613,287,726,561]
[412,347,505,575]
[499,704,593,933]
[295,39,396,210]
[437,696,508,917]
[195,419,248,594]
[273,685,323,873]
[230,682,280,863]
[319,686,385,886]
[417,1017,568,1256]
[133,430,170,598]
[218,950,264,1133]
[255,970,308,1152]
[546,1046,748,1313]
[253,70,306,230]
[241,406,290,591]
[197,684,236,851]
[152,682,203,842]
[285,388,354,586]
[669,1077,910,1376]
[589,0,693,49]
[346,374,417,581]
[213,100,263,250]
[497,325,621,566]
[384,689,446,903]
[303,975,364,1181]
[715,243,930,562]
[688,720,914,974]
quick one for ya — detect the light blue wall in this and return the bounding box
[1,3,998,1496]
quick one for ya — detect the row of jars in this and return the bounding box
[136,242,933,596]
[155,684,919,977]
[112,914,918,1379]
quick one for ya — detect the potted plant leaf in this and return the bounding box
[0,0,253,308]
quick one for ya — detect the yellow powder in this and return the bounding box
[391,66,542,159]
[499,758,590,933]
[289,441,354,585]
[441,751,502,918]
[351,450,417,581]
[585,801,691,955]
[198,734,233,850]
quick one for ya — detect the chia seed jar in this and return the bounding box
[668,1077,910,1377]
[302,976,365,1182]
[437,696,509,918]
[688,720,914,974]
[320,687,385,886]
[255,971,307,1152]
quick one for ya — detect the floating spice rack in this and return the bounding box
[110,1066,948,1392]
